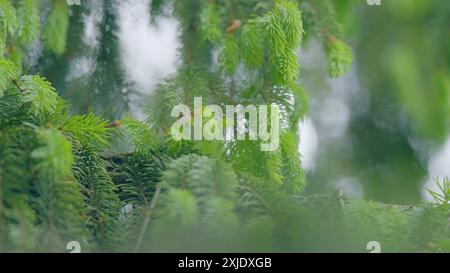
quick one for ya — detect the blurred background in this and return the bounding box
[300,0,450,204]
[29,0,449,204]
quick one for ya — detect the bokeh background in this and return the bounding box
[29,0,450,204]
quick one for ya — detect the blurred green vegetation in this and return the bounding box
[305,0,450,203]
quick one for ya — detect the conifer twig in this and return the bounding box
[11,78,25,93]
[134,185,162,253]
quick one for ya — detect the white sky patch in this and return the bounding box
[317,97,351,140]
[66,1,102,82]
[82,1,103,49]
[66,56,96,82]
[118,0,179,93]
[299,118,318,172]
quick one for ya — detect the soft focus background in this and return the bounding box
[30,0,450,204]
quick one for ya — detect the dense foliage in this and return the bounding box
[0,0,448,252]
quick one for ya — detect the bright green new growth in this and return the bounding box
[17,0,40,45]
[327,37,353,78]
[0,59,19,97]
[0,0,18,53]
[44,1,69,56]
[266,0,304,84]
